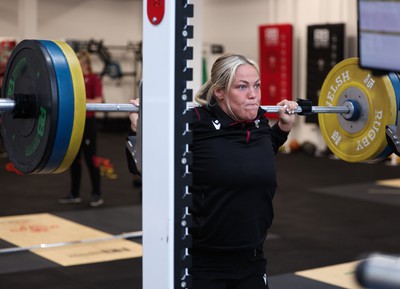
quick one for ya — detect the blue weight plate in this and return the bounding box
[389,73,400,114]
[1,40,58,174]
[37,40,75,173]
[53,41,86,174]
[375,72,400,161]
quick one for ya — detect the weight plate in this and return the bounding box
[376,72,400,161]
[38,40,74,173]
[52,40,86,174]
[1,40,59,174]
[318,58,397,163]
[388,73,400,117]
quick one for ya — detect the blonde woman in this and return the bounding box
[129,53,297,288]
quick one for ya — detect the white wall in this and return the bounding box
[39,0,143,118]
[0,1,18,37]
[0,0,359,148]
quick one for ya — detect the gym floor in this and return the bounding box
[1,122,400,289]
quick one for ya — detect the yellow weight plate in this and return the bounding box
[318,58,397,163]
[53,41,86,173]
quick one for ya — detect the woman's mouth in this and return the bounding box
[245,103,259,109]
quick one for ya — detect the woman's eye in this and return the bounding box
[238,85,247,90]
[254,83,261,89]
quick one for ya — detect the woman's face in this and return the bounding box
[215,64,261,121]
[79,58,89,74]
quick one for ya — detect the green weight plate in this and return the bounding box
[1,40,59,174]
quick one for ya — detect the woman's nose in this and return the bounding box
[248,87,258,98]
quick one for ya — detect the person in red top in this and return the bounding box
[59,50,104,207]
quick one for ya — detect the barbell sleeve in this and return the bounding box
[0,98,352,114]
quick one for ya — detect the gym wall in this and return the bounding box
[0,0,142,119]
[201,0,358,152]
[1,0,358,150]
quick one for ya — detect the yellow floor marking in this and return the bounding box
[0,213,142,266]
[376,178,400,188]
[295,261,363,289]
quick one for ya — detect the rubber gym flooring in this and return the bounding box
[1,122,400,289]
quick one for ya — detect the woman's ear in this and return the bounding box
[214,88,224,100]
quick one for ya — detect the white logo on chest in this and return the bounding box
[212,120,221,130]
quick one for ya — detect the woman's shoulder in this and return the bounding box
[85,73,101,81]
[190,104,217,121]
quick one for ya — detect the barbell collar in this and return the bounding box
[341,100,359,121]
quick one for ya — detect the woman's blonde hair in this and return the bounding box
[77,50,93,74]
[195,53,259,106]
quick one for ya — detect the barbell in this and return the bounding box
[0,40,399,174]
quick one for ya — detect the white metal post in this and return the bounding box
[142,1,193,288]
[142,1,176,288]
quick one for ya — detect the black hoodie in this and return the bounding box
[189,104,289,251]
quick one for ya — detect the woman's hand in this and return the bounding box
[277,99,298,132]
[129,98,140,132]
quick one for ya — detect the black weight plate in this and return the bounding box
[1,40,58,174]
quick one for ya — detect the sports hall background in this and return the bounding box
[1,0,400,289]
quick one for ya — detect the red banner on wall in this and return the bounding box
[259,24,293,119]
